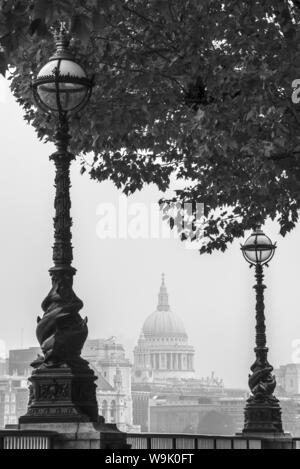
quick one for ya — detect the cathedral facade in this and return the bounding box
[132,275,226,432]
[133,274,195,383]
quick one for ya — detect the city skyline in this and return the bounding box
[1,75,300,390]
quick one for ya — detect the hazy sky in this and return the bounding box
[1,76,300,389]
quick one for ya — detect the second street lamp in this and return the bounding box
[19,23,98,424]
[241,227,283,434]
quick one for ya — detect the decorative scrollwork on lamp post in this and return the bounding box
[19,23,98,424]
[241,227,283,434]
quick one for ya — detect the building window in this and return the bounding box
[5,404,9,414]
[5,394,9,403]
[102,400,108,421]
[110,400,116,423]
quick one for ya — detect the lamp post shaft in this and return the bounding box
[242,263,283,434]
[19,116,99,424]
[38,117,87,368]
[254,264,267,354]
[51,116,74,270]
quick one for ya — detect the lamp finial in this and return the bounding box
[50,21,72,60]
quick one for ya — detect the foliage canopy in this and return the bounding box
[1,0,300,252]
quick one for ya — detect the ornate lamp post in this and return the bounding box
[241,227,283,434]
[20,23,98,424]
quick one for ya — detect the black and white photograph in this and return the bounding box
[0,0,300,454]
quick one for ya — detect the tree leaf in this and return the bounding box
[32,0,51,20]
[92,12,107,32]
[29,19,42,36]
[71,14,91,45]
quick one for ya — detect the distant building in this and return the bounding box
[132,275,225,432]
[148,394,249,434]
[273,364,300,436]
[0,376,28,428]
[218,397,246,433]
[3,340,137,431]
[0,358,8,376]
[8,347,41,377]
[275,364,300,396]
[278,398,300,436]
[149,395,216,433]
[0,347,41,427]
[83,338,138,432]
[133,274,195,383]
[132,391,151,432]
[15,387,29,422]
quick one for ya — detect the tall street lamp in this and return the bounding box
[19,23,98,424]
[241,227,283,434]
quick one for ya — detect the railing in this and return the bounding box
[0,429,299,449]
[126,433,263,450]
[293,439,300,449]
[0,431,55,449]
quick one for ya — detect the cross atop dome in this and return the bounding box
[157,273,170,311]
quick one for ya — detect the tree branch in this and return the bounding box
[272,0,296,41]
[122,5,155,24]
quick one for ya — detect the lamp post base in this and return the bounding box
[242,396,283,435]
[19,365,98,424]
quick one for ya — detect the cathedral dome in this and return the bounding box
[142,310,187,338]
[142,275,187,339]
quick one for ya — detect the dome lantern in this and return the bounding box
[157,273,170,311]
[142,275,187,339]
